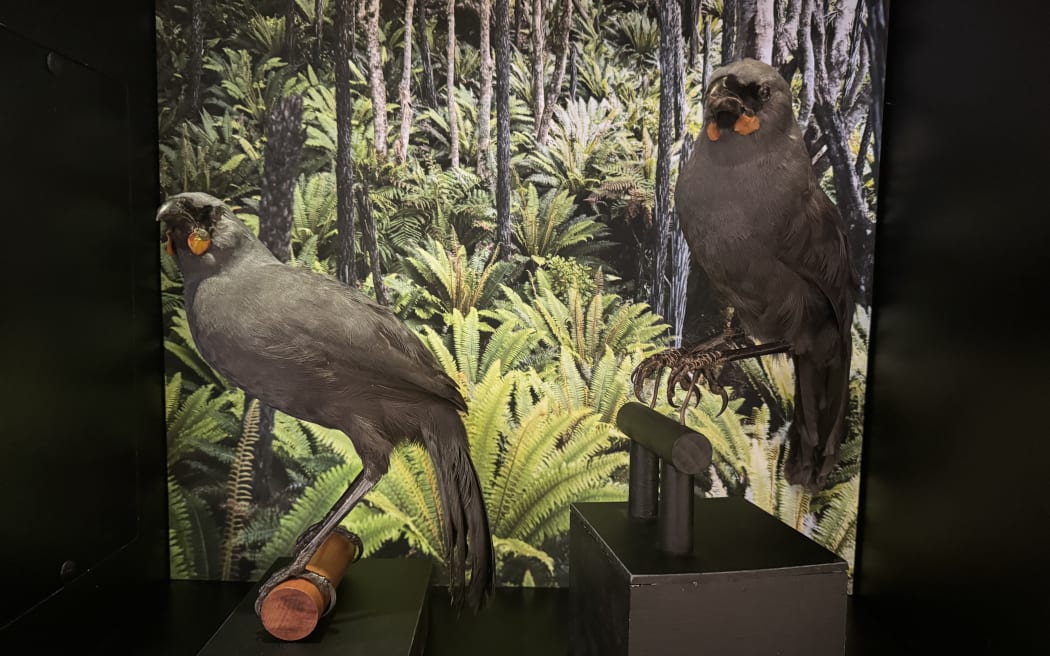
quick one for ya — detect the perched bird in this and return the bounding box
[633,58,857,491]
[157,192,495,614]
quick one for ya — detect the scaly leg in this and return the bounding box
[254,467,381,616]
[632,326,791,424]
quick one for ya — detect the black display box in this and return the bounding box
[569,497,848,656]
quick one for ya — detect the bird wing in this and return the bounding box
[192,262,467,417]
[777,182,856,336]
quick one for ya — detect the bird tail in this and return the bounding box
[786,327,853,491]
[421,408,495,612]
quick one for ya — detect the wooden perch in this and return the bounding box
[259,528,360,641]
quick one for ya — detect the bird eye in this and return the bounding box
[759,85,771,101]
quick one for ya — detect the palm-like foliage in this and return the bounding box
[397,236,519,322]
[489,267,670,373]
[523,97,635,195]
[513,184,610,262]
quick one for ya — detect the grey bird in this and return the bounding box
[633,58,857,491]
[157,191,495,614]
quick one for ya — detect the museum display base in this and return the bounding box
[196,556,432,655]
[569,497,849,656]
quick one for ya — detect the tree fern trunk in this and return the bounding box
[530,0,546,129]
[418,1,440,108]
[255,93,304,508]
[514,0,526,49]
[184,0,204,120]
[314,0,325,72]
[568,42,577,99]
[364,0,388,158]
[447,0,460,168]
[355,185,388,305]
[335,0,358,286]
[536,0,573,147]
[702,7,713,92]
[773,0,803,77]
[396,0,416,163]
[736,0,775,63]
[283,0,298,65]
[687,0,700,68]
[649,0,683,319]
[259,95,304,262]
[721,0,737,65]
[495,0,513,259]
[477,0,494,183]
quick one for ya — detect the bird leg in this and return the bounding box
[632,328,791,424]
[253,467,380,617]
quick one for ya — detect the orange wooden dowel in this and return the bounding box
[259,528,360,641]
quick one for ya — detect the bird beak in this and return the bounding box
[707,78,745,117]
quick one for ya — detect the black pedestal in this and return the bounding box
[569,498,848,656]
[197,557,432,655]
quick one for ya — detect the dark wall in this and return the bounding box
[0,0,165,650]
[856,0,1050,651]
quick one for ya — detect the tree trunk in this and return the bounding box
[364,0,388,158]
[283,0,298,65]
[808,0,871,301]
[720,0,737,65]
[568,43,578,99]
[536,0,573,146]
[773,0,802,77]
[477,0,494,182]
[417,1,440,108]
[514,0,526,49]
[828,0,860,78]
[314,0,325,72]
[335,0,357,287]
[650,0,684,318]
[355,185,388,305]
[254,93,304,505]
[447,0,460,168]
[864,0,888,187]
[702,9,713,92]
[395,0,416,163]
[184,0,204,120]
[687,0,700,69]
[530,0,546,127]
[259,95,305,263]
[735,0,775,63]
[494,0,513,258]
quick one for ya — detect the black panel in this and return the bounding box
[0,0,165,650]
[0,27,137,628]
[856,0,1050,650]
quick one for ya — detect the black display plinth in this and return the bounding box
[569,497,848,656]
[197,557,432,655]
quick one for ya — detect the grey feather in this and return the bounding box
[675,58,857,490]
[158,191,494,609]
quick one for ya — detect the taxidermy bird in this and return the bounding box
[157,192,495,614]
[632,58,857,491]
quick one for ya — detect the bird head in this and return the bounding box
[702,58,794,142]
[156,191,259,279]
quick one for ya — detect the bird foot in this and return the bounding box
[254,526,364,617]
[253,554,315,617]
[631,329,790,425]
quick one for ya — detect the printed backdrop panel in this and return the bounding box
[158,0,888,588]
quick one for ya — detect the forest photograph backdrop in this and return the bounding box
[156,0,888,588]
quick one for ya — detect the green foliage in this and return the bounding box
[398,236,519,322]
[157,0,873,587]
[513,184,610,262]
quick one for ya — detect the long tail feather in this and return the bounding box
[421,408,496,612]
